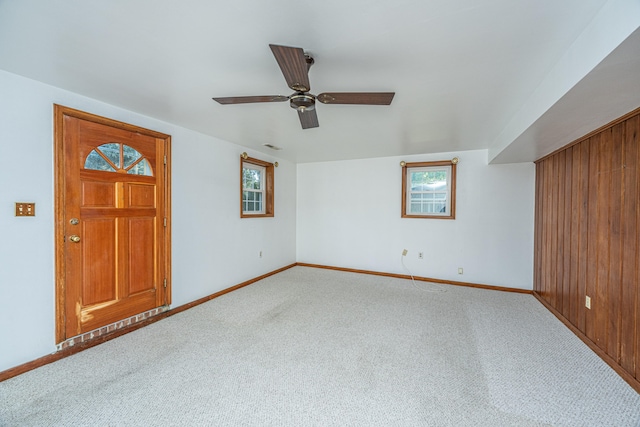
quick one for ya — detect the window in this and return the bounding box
[243,164,265,213]
[241,156,274,218]
[402,160,456,219]
[84,143,153,176]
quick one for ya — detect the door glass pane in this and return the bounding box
[85,143,153,175]
[97,143,121,168]
[85,150,116,172]
[127,158,153,176]
[123,145,142,168]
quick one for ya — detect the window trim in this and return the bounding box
[241,156,274,218]
[401,160,456,219]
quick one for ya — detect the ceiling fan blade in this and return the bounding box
[298,109,319,129]
[212,95,289,105]
[317,92,395,105]
[269,44,311,92]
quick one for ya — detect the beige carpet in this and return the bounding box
[1,266,639,426]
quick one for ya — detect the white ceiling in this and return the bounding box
[1,0,639,163]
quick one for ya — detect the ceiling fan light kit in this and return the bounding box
[213,44,395,129]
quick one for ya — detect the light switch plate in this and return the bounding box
[15,202,35,217]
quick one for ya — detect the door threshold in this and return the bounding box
[57,306,169,351]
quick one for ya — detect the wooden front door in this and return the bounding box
[55,105,171,342]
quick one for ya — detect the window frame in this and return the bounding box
[241,156,274,218]
[401,160,456,219]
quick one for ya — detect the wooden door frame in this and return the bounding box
[54,105,172,343]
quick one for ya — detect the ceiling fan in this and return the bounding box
[212,44,395,129]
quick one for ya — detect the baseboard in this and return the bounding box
[0,263,297,382]
[533,291,640,394]
[295,262,532,294]
[167,263,297,317]
[1,262,529,382]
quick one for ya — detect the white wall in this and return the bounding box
[489,0,640,162]
[0,70,296,372]
[296,150,534,289]
[0,69,535,373]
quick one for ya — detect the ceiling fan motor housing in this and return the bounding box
[290,93,315,112]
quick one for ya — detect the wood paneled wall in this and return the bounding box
[534,107,640,392]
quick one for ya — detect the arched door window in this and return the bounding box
[84,143,153,176]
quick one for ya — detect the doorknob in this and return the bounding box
[69,235,81,243]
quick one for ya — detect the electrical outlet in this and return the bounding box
[458,268,463,275]
[402,249,408,256]
[418,252,424,259]
[585,295,591,309]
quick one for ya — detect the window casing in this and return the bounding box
[241,156,274,218]
[402,160,456,219]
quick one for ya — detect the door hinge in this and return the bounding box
[163,278,167,288]
[163,217,167,227]
[164,155,167,165]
